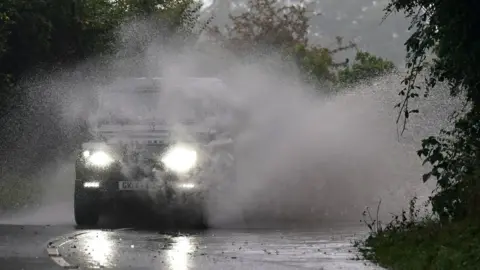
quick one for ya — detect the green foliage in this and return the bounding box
[291,43,337,83]
[356,197,480,270]
[359,2,480,267]
[358,216,480,270]
[358,196,429,237]
[361,220,480,270]
[0,0,204,114]
[384,0,480,221]
[338,51,396,85]
[209,0,395,87]
[417,127,480,221]
[0,0,203,77]
[118,0,204,38]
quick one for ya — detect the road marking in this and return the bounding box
[46,228,131,269]
[51,256,79,269]
[46,247,60,257]
[114,227,133,231]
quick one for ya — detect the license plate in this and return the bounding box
[118,181,160,191]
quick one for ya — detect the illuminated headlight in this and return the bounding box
[160,144,198,174]
[84,150,114,168]
[83,150,91,158]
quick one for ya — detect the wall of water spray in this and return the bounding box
[0,19,461,227]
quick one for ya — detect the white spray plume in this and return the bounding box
[0,19,459,228]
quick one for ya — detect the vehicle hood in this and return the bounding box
[82,123,230,154]
[94,124,171,144]
[91,124,211,143]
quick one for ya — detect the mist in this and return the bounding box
[0,19,459,228]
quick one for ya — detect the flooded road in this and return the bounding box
[0,222,382,269]
[45,224,381,270]
[0,224,73,270]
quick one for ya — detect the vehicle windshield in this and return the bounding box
[93,83,235,128]
[96,89,162,124]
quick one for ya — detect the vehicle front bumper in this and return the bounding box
[75,178,205,212]
[75,160,206,210]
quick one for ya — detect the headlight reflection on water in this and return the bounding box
[166,236,195,270]
[82,232,114,268]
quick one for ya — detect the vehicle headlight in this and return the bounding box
[160,144,198,174]
[84,150,114,168]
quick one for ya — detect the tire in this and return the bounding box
[74,185,99,227]
[190,194,208,229]
[191,208,208,229]
[173,202,208,229]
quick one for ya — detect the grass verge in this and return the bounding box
[355,198,480,270]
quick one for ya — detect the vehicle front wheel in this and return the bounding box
[74,186,99,227]
[191,208,208,229]
[174,204,208,229]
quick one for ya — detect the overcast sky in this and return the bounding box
[200,0,411,65]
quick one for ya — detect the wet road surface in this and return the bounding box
[0,222,382,270]
[0,224,75,270]
[53,223,380,270]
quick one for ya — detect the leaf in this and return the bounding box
[422,172,432,183]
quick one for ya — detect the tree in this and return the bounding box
[115,0,204,40]
[214,0,310,53]
[208,0,395,88]
[384,0,480,220]
[0,0,204,104]
[338,51,396,85]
